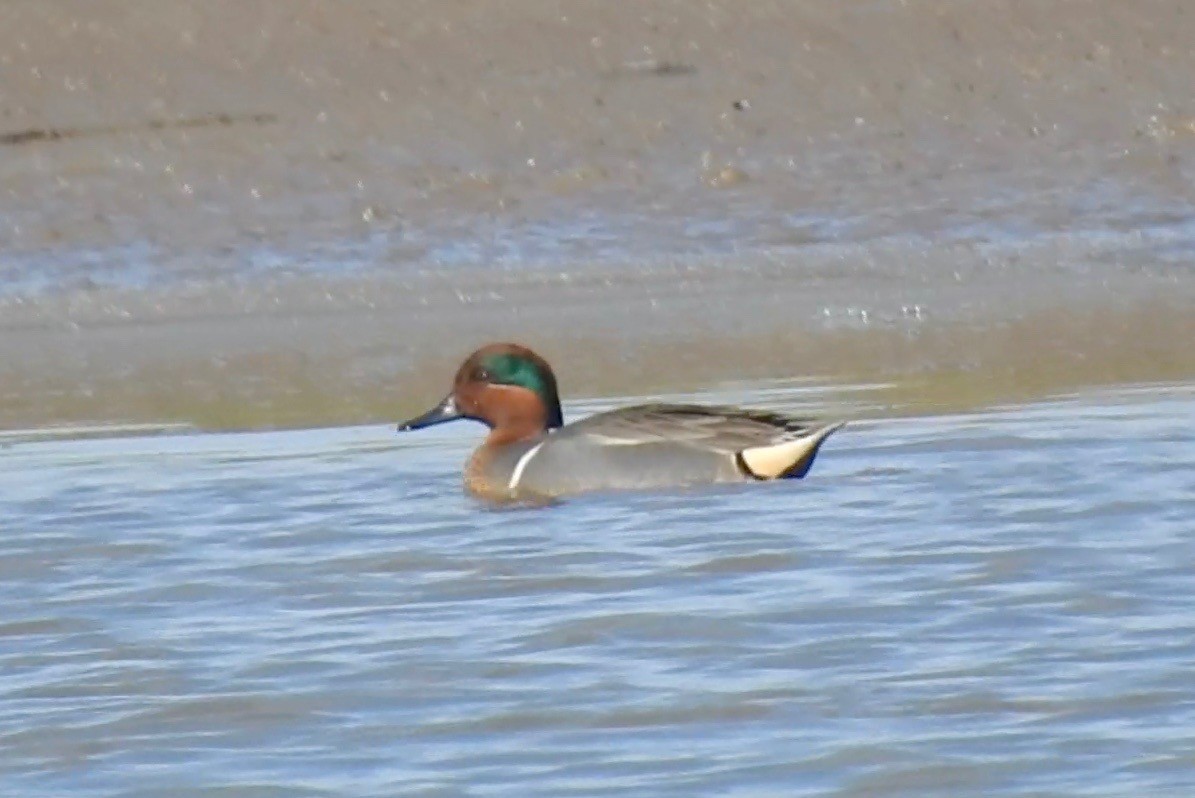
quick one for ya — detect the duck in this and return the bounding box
[396,343,844,501]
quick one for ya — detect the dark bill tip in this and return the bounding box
[396,394,462,432]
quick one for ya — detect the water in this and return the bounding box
[3,384,1193,796]
[3,4,1195,791]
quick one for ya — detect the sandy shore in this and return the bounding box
[3,1,1195,430]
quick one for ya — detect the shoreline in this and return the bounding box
[3,295,1193,434]
[4,1,1195,434]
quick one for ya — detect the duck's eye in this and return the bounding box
[475,368,492,382]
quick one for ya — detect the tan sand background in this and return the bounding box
[3,1,1195,430]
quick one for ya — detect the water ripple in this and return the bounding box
[2,386,1194,796]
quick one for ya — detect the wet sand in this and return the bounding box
[3,1,1195,431]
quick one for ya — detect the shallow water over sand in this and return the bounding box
[4,1,1195,429]
[2,383,1194,796]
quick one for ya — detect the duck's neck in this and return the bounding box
[484,420,547,447]
[477,384,554,446]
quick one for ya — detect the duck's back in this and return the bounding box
[503,403,840,498]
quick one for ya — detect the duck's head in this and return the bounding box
[396,343,564,440]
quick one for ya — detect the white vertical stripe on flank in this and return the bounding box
[507,441,546,491]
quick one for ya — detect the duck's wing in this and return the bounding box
[560,403,838,454]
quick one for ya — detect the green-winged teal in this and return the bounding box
[397,343,844,501]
